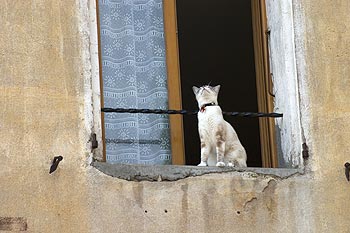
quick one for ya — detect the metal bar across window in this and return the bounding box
[101,108,283,118]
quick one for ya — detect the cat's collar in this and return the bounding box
[200,102,216,112]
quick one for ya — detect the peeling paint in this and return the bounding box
[266,0,303,168]
[243,197,258,210]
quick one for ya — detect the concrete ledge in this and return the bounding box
[92,162,303,181]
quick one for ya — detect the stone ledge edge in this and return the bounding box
[92,162,303,182]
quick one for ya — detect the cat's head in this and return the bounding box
[192,85,220,108]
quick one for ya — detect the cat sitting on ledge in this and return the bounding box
[192,85,247,167]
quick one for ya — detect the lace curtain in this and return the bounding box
[98,0,172,164]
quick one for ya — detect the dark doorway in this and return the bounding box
[176,0,262,167]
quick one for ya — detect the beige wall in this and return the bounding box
[0,0,91,232]
[0,0,350,232]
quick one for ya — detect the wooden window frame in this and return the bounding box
[95,0,107,162]
[251,0,278,167]
[163,0,186,165]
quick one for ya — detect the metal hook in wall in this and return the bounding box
[49,156,63,174]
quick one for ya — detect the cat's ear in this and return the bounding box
[213,85,221,94]
[192,86,200,95]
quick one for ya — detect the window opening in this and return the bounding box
[175,0,277,167]
[96,0,280,167]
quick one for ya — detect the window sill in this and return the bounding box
[92,161,303,182]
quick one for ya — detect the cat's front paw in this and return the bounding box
[227,162,234,167]
[216,162,225,167]
[197,161,208,167]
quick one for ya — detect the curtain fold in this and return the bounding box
[99,0,171,164]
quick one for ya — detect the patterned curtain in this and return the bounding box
[98,0,172,164]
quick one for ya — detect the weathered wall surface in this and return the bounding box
[292,0,350,232]
[0,0,92,232]
[87,170,314,233]
[0,0,350,232]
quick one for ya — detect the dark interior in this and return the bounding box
[176,0,262,167]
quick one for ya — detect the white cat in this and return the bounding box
[192,85,247,167]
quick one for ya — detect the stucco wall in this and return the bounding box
[0,0,92,232]
[1,0,350,232]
